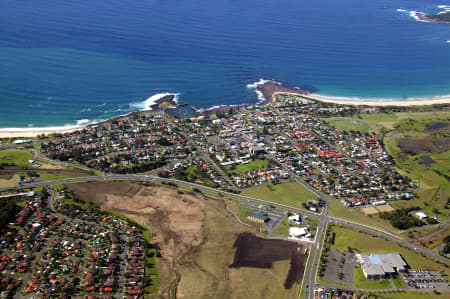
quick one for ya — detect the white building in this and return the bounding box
[415,211,427,220]
[289,227,311,238]
[288,214,302,225]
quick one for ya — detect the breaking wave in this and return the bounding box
[130,93,180,111]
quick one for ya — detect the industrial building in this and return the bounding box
[356,253,408,279]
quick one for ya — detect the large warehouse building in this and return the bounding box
[356,253,408,279]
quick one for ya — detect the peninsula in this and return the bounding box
[417,11,450,24]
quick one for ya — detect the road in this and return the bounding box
[2,174,449,299]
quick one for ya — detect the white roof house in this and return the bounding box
[289,227,310,238]
[415,211,427,220]
[288,214,301,225]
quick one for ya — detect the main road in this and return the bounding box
[1,174,449,299]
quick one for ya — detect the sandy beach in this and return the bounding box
[301,94,450,107]
[0,126,85,138]
[260,80,450,107]
[0,95,180,139]
[1,81,449,139]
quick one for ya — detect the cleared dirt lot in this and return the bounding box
[70,182,306,298]
[361,207,379,215]
[376,205,394,213]
[70,182,206,297]
[230,233,307,289]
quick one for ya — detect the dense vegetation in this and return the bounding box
[173,165,218,188]
[379,207,424,230]
[0,198,20,232]
[442,235,450,256]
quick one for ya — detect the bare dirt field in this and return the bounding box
[229,233,307,289]
[69,182,306,298]
[70,182,205,297]
[361,207,379,215]
[376,205,394,213]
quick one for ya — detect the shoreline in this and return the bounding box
[300,93,450,107]
[0,94,179,139]
[1,81,450,138]
[0,126,85,138]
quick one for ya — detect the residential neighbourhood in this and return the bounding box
[38,97,417,211]
[0,187,152,298]
[0,95,448,298]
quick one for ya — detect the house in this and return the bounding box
[356,253,408,279]
[288,214,302,225]
[415,211,427,220]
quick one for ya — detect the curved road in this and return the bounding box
[1,174,449,299]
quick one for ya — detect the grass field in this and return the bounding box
[316,276,349,287]
[383,136,450,220]
[0,149,33,167]
[354,265,368,283]
[228,159,271,175]
[177,196,301,298]
[354,279,391,290]
[329,225,450,277]
[38,171,87,182]
[380,291,450,299]
[142,228,160,296]
[360,111,450,130]
[360,113,399,129]
[391,275,406,289]
[327,119,372,134]
[0,174,20,187]
[241,180,318,209]
[328,200,396,234]
[185,165,216,187]
[363,111,450,226]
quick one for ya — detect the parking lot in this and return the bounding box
[321,250,356,286]
[402,271,449,290]
[241,203,286,229]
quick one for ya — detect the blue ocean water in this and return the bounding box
[0,0,449,128]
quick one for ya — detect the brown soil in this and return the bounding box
[69,182,308,298]
[397,137,450,155]
[229,233,307,289]
[69,182,207,297]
